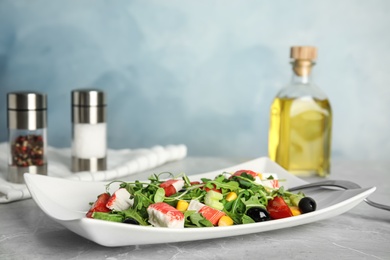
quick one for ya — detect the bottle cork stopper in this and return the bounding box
[290,46,317,60]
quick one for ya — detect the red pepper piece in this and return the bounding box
[86,193,111,218]
[266,196,293,219]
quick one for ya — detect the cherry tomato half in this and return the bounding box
[266,196,293,219]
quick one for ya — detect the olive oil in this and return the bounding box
[269,97,332,177]
[268,46,332,177]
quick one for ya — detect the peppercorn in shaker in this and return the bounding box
[71,89,107,172]
[7,91,48,183]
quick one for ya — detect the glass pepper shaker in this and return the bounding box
[7,91,48,183]
[71,89,107,172]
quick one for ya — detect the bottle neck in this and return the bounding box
[291,60,315,84]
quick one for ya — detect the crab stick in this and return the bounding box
[147,202,185,228]
[106,188,133,211]
[188,200,225,225]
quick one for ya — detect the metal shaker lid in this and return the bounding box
[7,91,47,110]
[72,89,106,107]
[72,89,106,124]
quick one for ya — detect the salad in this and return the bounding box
[86,169,317,228]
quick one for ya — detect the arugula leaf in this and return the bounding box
[241,196,262,208]
[209,180,239,191]
[230,192,246,215]
[185,211,213,227]
[182,174,192,186]
[92,212,124,222]
[241,214,256,224]
[133,190,154,212]
[121,207,149,226]
[201,178,212,183]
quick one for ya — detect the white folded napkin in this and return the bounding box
[0,142,187,203]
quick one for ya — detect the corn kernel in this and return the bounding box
[218,215,234,226]
[289,206,301,216]
[225,192,238,202]
[176,200,189,211]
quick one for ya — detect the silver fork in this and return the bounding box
[289,180,390,211]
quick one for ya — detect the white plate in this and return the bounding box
[24,157,376,247]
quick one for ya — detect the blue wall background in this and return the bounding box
[1,0,390,160]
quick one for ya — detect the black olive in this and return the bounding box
[123,218,140,225]
[298,197,317,213]
[246,207,271,222]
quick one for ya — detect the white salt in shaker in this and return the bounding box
[71,89,107,172]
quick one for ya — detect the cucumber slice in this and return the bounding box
[204,190,224,210]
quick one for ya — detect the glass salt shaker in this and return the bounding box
[7,91,48,183]
[71,89,107,172]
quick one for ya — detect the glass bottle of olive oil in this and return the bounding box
[268,46,332,177]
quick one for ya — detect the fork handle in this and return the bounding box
[288,180,361,191]
[364,199,390,211]
[289,181,390,211]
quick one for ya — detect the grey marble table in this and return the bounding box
[1,157,389,260]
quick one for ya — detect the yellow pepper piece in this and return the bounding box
[289,206,301,216]
[218,215,234,226]
[225,192,238,202]
[176,200,189,211]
